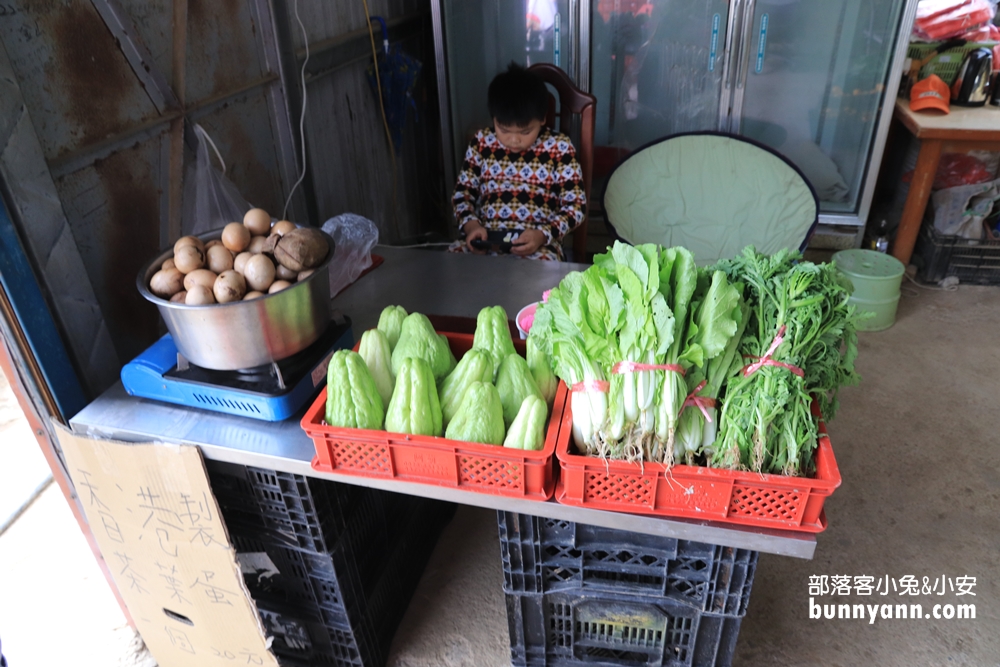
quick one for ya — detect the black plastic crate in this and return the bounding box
[505,589,742,667]
[914,225,1000,285]
[257,595,381,667]
[253,497,456,667]
[206,459,368,553]
[498,513,757,615]
[229,492,446,624]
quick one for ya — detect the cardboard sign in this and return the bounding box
[55,424,278,667]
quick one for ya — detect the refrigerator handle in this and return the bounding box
[729,0,757,133]
[718,0,744,131]
[736,0,757,91]
[721,0,743,93]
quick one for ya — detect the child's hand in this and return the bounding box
[511,229,545,256]
[463,220,488,253]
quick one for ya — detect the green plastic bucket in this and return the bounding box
[832,249,905,332]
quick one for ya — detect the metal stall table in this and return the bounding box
[70,248,818,665]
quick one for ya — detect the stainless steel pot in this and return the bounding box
[137,229,335,370]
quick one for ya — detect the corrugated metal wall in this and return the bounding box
[0,0,444,401]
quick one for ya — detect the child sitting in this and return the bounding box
[450,63,586,261]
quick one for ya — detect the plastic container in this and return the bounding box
[833,248,905,332]
[555,402,839,533]
[516,302,539,339]
[498,512,757,616]
[302,332,564,500]
[505,589,745,667]
[915,224,1000,285]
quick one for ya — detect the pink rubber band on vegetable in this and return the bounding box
[680,380,716,422]
[611,361,685,375]
[742,325,805,378]
[571,380,610,393]
[542,289,553,303]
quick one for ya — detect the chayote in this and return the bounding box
[439,333,458,377]
[472,306,517,378]
[384,357,443,436]
[377,305,408,351]
[439,348,495,427]
[445,381,506,445]
[526,336,557,405]
[358,328,395,407]
[503,395,548,450]
[495,353,544,430]
[325,349,384,430]
[391,312,454,380]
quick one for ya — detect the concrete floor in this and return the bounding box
[2,283,998,666]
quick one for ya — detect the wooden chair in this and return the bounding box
[527,63,596,263]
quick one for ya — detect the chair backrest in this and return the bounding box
[527,63,596,262]
[602,132,819,264]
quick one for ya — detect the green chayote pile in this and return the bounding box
[325,305,554,451]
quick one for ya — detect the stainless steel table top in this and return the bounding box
[70,248,817,559]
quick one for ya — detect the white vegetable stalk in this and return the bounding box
[701,406,719,453]
[655,369,687,463]
[558,340,607,454]
[636,350,659,434]
[605,374,626,442]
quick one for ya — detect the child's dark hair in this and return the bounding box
[488,62,549,127]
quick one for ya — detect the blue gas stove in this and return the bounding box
[120,319,353,421]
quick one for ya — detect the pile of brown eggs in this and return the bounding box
[148,209,329,305]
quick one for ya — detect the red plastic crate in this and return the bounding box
[302,332,564,500]
[555,402,841,533]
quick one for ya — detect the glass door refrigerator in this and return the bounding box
[432,0,919,240]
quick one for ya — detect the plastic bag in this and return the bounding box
[322,214,379,297]
[182,124,251,236]
[903,153,996,190]
[913,0,994,40]
[931,177,1000,238]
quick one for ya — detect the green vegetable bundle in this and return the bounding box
[710,247,861,476]
[529,241,742,465]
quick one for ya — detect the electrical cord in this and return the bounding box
[900,266,959,296]
[282,0,310,221]
[362,0,401,240]
[380,241,453,249]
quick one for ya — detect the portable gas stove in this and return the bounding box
[121,318,353,421]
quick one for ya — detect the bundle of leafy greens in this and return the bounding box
[710,247,861,476]
[529,241,743,464]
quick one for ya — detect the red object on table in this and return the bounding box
[913,0,993,40]
[301,332,565,500]
[554,401,841,533]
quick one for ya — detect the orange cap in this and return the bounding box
[910,74,950,114]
